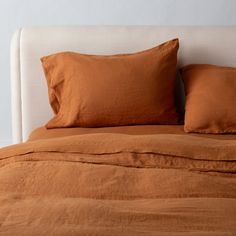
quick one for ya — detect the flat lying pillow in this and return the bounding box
[180,64,236,133]
[41,39,179,128]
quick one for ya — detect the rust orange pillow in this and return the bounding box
[181,64,236,133]
[41,39,179,128]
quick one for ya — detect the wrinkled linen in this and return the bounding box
[41,39,179,128]
[0,127,236,235]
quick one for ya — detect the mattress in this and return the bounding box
[0,125,235,235]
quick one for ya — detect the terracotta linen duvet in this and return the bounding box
[0,126,236,235]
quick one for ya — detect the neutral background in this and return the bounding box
[1,0,236,146]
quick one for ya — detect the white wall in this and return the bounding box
[0,0,236,146]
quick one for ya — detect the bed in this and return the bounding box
[0,26,235,235]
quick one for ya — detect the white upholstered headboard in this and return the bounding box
[11,26,236,143]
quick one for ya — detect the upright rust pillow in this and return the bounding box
[41,39,179,128]
[181,64,236,133]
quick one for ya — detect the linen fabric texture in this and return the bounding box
[41,39,179,128]
[181,64,236,133]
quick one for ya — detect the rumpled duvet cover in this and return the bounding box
[0,125,235,235]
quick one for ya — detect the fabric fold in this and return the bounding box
[1,133,236,173]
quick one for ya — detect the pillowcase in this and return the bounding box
[41,38,179,128]
[180,64,236,133]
